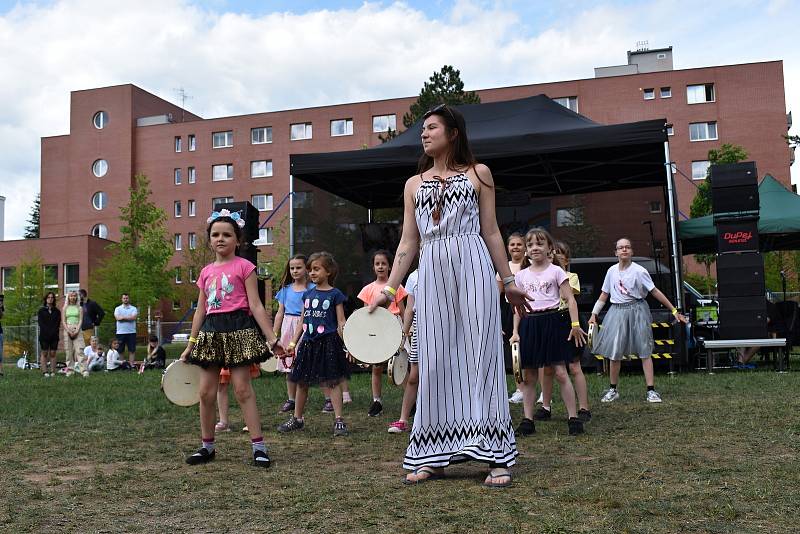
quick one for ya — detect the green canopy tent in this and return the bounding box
[678,175,800,254]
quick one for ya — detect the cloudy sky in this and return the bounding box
[0,0,797,239]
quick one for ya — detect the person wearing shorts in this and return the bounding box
[114,293,138,365]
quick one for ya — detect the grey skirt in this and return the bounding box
[592,299,654,360]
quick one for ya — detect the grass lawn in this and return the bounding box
[0,361,798,533]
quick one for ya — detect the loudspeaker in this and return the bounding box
[359,223,401,253]
[711,162,759,214]
[716,219,759,253]
[716,252,765,297]
[717,296,768,339]
[218,201,259,265]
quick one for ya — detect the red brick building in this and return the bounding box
[1,49,792,304]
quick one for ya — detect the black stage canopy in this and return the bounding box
[290,95,668,208]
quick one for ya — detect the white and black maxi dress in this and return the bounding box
[403,173,517,470]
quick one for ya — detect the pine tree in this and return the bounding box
[379,65,480,142]
[24,193,40,239]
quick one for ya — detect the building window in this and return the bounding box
[290,123,313,140]
[92,191,107,210]
[294,191,313,208]
[175,268,182,284]
[64,263,80,291]
[553,96,578,112]
[649,201,662,214]
[93,111,108,129]
[689,122,718,142]
[188,166,196,184]
[174,168,182,185]
[92,159,108,178]
[666,125,674,136]
[643,88,655,100]
[692,160,711,180]
[188,199,196,217]
[251,160,273,178]
[331,119,353,137]
[173,300,181,310]
[174,136,182,152]
[660,87,672,98]
[1,267,15,291]
[212,130,233,148]
[555,207,584,227]
[212,196,234,209]
[687,83,715,104]
[251,127,272,144]
[372,115,396,133]
[251,194,273,211]
[188,134,196,151]
[189,268,196,283]
[296,226,315,243]
[212,164,234,181]
[174,234,182,251]
[188,232,197,250]
[91,224,108,238]
[258,227,274,245]
[174,201,182,218]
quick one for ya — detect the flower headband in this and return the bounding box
[207,208,246,228]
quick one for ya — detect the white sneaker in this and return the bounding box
[600,389,620,403]
[646,390,662,403]
[509,390,524,404]
[536,392,544,404]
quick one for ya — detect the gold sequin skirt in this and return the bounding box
[187,310,272,368]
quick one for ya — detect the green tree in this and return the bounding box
[91,174,174,319]
[379,65,480,142]
[2,251,56,352]
[689,144,748,283]
[24,193,40,239]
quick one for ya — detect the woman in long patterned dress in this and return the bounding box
[370,104,531,488]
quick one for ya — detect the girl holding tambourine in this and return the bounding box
[357,249,407,418]
[181,209,280,468]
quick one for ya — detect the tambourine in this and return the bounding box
[343,307,403,365]
[260,358,278,373]
[587,323,596,349]
[161,360,202,406]
[388,348,410,386]
[511,342,523,383]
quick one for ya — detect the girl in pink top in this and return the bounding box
[357,249,407,418]
[510,227,586,437]
[181,210,281,468]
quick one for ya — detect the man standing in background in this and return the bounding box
[80,288,105,345]
[114,293,138,365]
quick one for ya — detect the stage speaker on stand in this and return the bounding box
[711,162,767,340]
[218,201,265,304]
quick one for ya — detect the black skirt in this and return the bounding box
[187,310,271,369]
[289,333,350,387]
[518,309,574,368]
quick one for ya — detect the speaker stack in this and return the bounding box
[218,201,260,266]
[711,162,767,339]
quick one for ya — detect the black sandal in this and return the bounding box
[185,447,215,465]
[253,449,271,468]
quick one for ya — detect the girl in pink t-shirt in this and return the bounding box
[510,227,586,437]
[357,249,407,418]
[181,210,281,468]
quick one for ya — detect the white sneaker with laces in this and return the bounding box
[646,390,663,403]
[509,390,524,404]
[600,389,620,403]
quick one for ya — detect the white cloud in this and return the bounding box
[0,0,797,239]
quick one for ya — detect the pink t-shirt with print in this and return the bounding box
[197,256,256,315]
[514,263,568,311]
